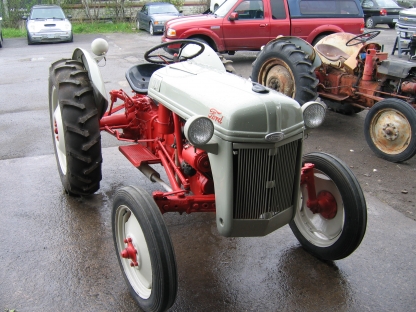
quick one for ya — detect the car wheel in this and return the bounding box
[290,152,367,260]
[0,33,3,48]
[365,17,375,29]
[364,98,416,162]
[112,186,178,312]
[27,34,34,45]
[49,59,103,195]
[149,23,154,36]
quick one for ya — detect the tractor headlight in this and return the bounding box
[184,116,214,145]
[302,101,326,129]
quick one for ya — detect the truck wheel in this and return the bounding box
[251,40,318,105]
[112,186,177,312]
[364,98,416,162]
[49,59,102,196]
[290,152,367,260]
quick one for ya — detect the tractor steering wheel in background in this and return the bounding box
[144,40,205,64]
[346,31,381,46]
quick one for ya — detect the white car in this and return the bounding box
[0,15,3,48]
[23,5,73,45]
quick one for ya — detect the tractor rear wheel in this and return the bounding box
[364,98,416,162]
[290,153,367,260]
[252,40,318,105]
[49,59,102,196]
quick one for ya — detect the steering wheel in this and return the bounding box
[346,31,381,46]
[144,39,205,64]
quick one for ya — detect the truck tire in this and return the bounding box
[252,40,318,105]
[290,153,367,260]
[49,59,102,196]
[112,186,178,312]
[364,98,416,162]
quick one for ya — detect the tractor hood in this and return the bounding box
[148,62,304,143]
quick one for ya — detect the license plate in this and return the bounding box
[393,19,398,23]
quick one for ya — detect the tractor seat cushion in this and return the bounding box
[315,43,351,62]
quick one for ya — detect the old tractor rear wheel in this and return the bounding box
[112,186,178,312]
[252,40,318,105]
[364,99,416,162]
[290,152,367,260]
[49,59,102,196]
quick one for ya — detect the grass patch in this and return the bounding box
[3,22,138,38]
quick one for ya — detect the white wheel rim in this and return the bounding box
[52,86,67,175]
[115,205,152,299]
[294,169,344,247]
[150,24,153,34]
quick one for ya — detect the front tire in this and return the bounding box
[48,59,102,196]
[149,23,154,36]
[252,40,318,105]
[290,153,367,260]
[112,186,177,312]
[364,98,416,162]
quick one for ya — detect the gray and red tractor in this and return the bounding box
[252,31,416,163]
[49,39,367,312]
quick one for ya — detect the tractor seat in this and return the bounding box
[125,63,165,94]
[315,43,351,62]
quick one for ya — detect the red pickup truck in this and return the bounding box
[162,0,365,54]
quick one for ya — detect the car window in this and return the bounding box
[233,0,264,19]
[148,4,178,14]
[270,0,287,19]
[215,0,239,16]
[361,0,375,7]
[298,0,360,15]
[141,5,148,14]
[374,0,401,6]
[30,8,66,19]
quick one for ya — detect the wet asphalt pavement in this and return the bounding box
[0,28,415,311]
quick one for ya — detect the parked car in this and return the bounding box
[0,14,3,48]
[395,0,416,8]
[23,5,72,45]
[361,0,402,28]
[162,0,364,54]
[210,0,226,12]
[396,7,416,31]
[137,2,182,35]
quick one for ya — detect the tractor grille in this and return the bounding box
[233,139,301,219]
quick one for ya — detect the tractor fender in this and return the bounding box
[263,36,322,70]
[72,48,108,118]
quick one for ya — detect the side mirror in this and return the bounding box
[229,12,239,21]
[67,15,72,19]
[22,16,28,20]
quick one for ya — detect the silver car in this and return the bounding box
[23,5,73,45]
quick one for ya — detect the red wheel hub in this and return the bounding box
[121,237,139,267]
[316,190,337,219]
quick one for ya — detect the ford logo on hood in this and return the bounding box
[265,132,285,142]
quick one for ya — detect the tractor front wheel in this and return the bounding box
[290,153,367,260]
[112,186,178,312]
[251,40,318,105]
[49,59,102,196]
[364,98,416,162]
